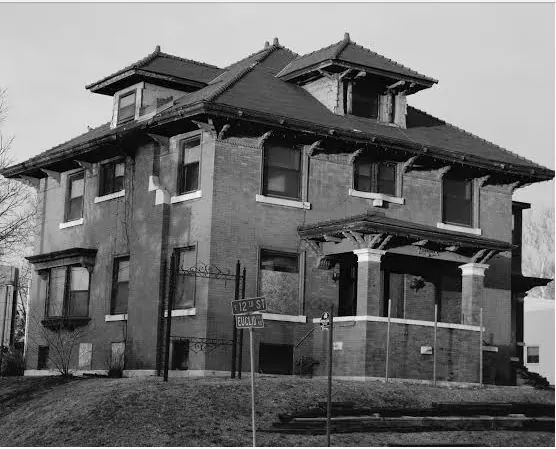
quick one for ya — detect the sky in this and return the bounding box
[0,2,554,212]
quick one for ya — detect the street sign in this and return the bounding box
[235,313,265,328]
[231,296,267,315]
[320,311,330,329]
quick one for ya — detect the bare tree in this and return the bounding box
[0,87,37,262]
[522,206,555,299]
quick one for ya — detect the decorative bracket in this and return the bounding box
[476,175,490,188]
[40,168,61,182]
[401,155,419,174]
[364,233,385,249]
[436,165,452,180]
[348,148,364,165]
[18,175,40,189]
[74,160,94,171]
[191,119,216,137]
[306,140,322,157]
[258,131,274,148]
[323,234,342,243]
[217,123,231,140]
[147,133,170,149]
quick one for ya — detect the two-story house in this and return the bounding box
[2,34,553,384]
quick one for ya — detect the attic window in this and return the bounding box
[117,91,136,124]
[344,79,381,119]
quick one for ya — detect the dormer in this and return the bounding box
[85,46,224,128]
[277,33,437,128]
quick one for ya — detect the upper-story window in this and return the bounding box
[442,176,473,227]
[262,142,301,200]
[99,160,125,196]
[46,265,90,318]
[343,79,382,120]
[354,159,397,197]
[65,172,84,222]
[117,91,136,124]
[177,136,201,195]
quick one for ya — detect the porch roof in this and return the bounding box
[298,212,513,260]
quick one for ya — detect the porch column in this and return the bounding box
[353,248,385,316]
[459,263,489,326]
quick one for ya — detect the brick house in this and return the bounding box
[2,34,553,384]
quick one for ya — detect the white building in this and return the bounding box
[524,297,555,385]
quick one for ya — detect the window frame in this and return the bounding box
[261,142,302,201]
[64,171,85,223]
[98,159,126,197]
[353,158,399,197]
[441,175,475,228]
[110,256,130,315]
[117,90,137,125]
[172,245,197,310]
[526,346,540,364]
[45,264,91,319]
[177,135,202,196]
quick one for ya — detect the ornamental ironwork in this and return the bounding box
[178,262,244,284]
[171,336,233,353]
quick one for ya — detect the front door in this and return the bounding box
[338,253,357,316]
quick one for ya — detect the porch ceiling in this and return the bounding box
[297,212,513,263]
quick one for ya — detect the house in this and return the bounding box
[523,297,555,385]
[2,34,553,384]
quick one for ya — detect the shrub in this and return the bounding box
[0,346,25,376]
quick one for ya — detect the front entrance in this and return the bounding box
[338,252,357,317]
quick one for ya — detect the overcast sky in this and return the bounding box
[0,2,554,211]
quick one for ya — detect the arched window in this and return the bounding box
[442,175,473,227]
[262,142,301,200]
[354,158,397,196]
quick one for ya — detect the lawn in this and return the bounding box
[0,375,553,446]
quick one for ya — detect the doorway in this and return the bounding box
[338,253,357,317]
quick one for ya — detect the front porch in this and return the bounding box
[297,212,512,383]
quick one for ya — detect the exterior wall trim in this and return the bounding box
[348,188,405,205]
[170,190,202,204]
[255,194,311,209]
[311,315,483,331]
[59,218,84,229]
[105,314,128,322]
[94,190,125,203]
[261,313,307,323]
[164,308,197,317]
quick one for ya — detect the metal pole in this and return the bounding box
[479,307,483,387]
[163,252,177,382]
[433,303,438,387]
[326,309,334,447]
[238,267,246,379]
[250,326,256,447]
[0,285,9,368]
[230,260,240,379]
[385,299,391,382]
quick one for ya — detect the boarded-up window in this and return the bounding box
[117,91,136,124]
[443,176,473,226]
[111,342,125,368]
[262,143,301,200]
[174,247,196,309]
[259,250,299,315]
[111,257,129,315]
[66,172,84,222]
[78,343,92,370]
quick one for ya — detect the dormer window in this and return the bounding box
[345,79,381,119]
[117,91,136,124]
[354,159,397,197]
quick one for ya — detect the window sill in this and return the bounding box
[348,188,404,206]
[436,222,482,236]
[255,194,311,210]
[311,315,483,331]
[262,313,307,323]
[59,218,84,229]
[171,190,202,204]
[164,308,196,317]
[105,314,128,322]
[94,190,125,203]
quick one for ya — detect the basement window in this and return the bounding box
[117,91,136,124]
[99,160,125,197]
[177,136,201,195]
[526,346,539,364]
[354,159,398,197]
[262,142,301,200]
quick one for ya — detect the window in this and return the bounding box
[344,79,381,119]
[262,143,301,200]
[527,346,540,364]
[99,160,125,196]
[259,249,299,315]
[37,346,49,370]
[111,257,130,315]
[172,340,190,370]
[177,137,201,195]
[46,266,90,318]
[173,247,196,309]
[442,176,473,227]
[117,91,136,124]
[354,159,397,196]
[65,172,84,222]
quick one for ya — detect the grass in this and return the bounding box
[0,375,553,446]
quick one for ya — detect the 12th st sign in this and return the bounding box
[231,296,267,315]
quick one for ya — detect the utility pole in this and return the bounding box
[238,267,246,379]
[326,309,334,447]
[230,260,240,378]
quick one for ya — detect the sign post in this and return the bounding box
[232,297,266,447]
[320,310,334,447]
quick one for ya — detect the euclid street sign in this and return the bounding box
[231,296,267,315]
[235,313,264,328]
